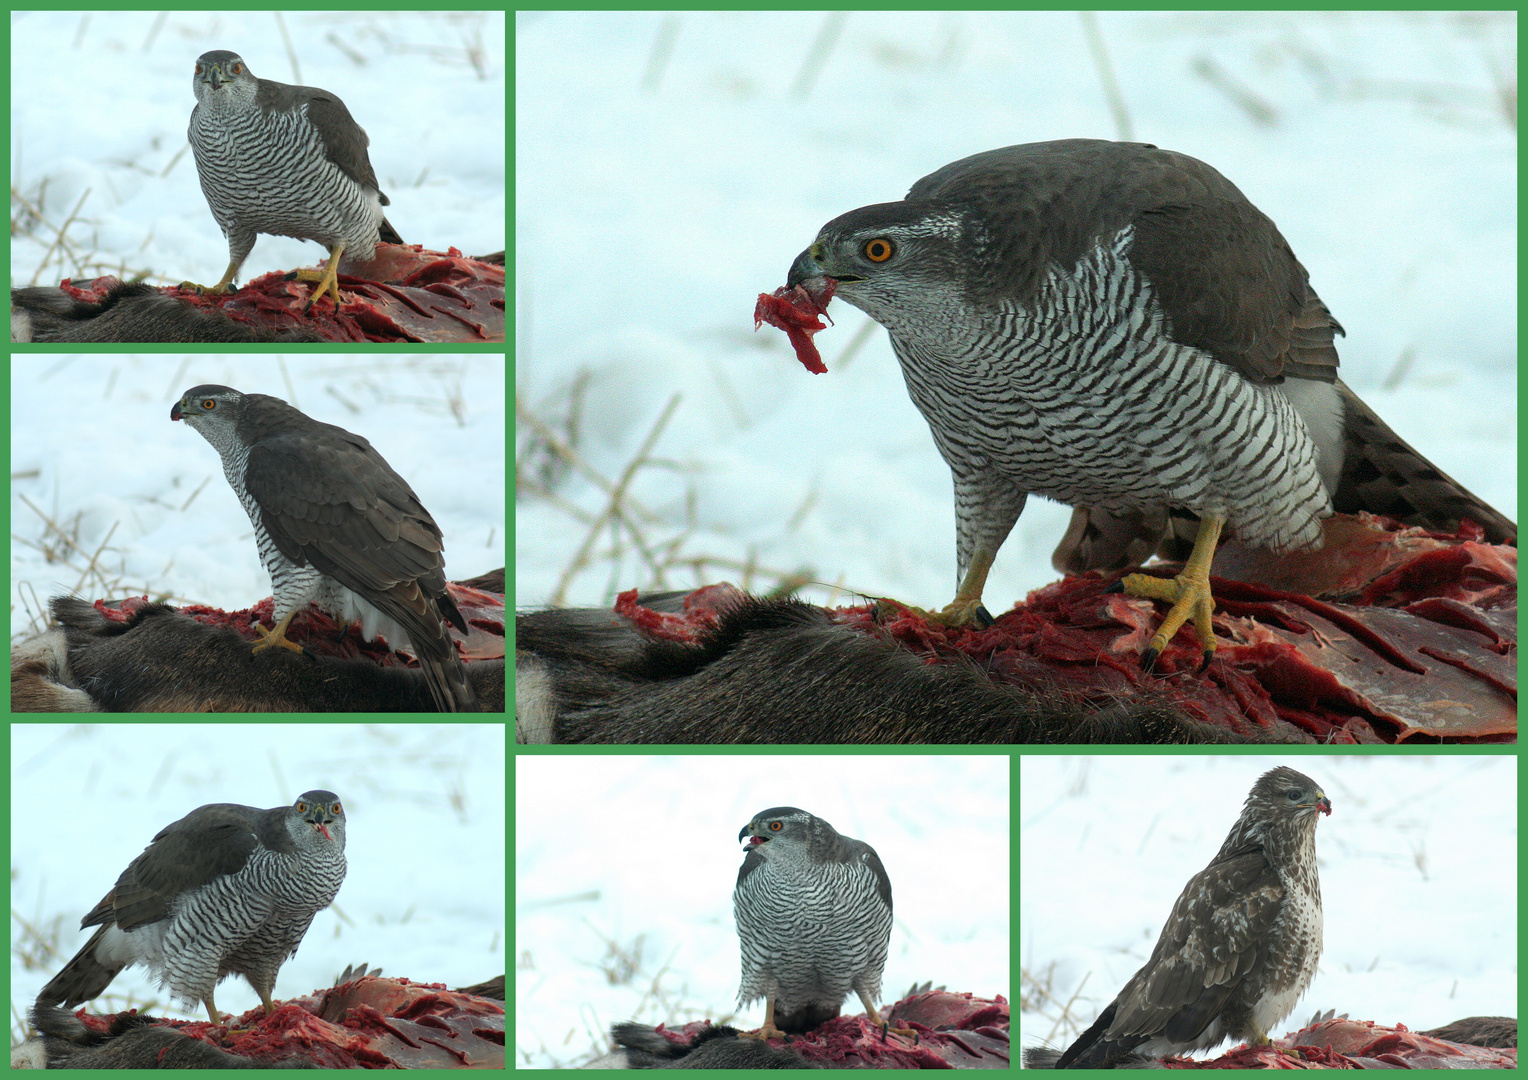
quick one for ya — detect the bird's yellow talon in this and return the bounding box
[291,246,346,311]
[1123,515,1224,672]
[250,616,305,655]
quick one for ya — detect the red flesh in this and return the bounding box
[753,277,837,374]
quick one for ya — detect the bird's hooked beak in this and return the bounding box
[788,241,863,289]
[739,823,769,849]
[170,398,186,421]
[1298,788,1332,817]
[203,64,227,92]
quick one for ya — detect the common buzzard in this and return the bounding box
[1044,766,1330,1068]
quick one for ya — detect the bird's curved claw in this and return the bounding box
[739,1023,789,1042]
[1123,567,1218,674]
[1139,641,1213,674]
[1122,514,1225,674]
[930,595,989,627]
[931,598,994,628]
[291,244,348,313]
[877,1020,920,1045]
[177,280,232,296]
[250,623,306,657]
[883,596,994,629]
[288,267,344,313]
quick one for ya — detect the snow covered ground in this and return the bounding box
[10,723,505,1032]
[9,355,505,641]
[1020,756,1517,1060]
[515,11,1516,614]
[11,10,505,289]
[515,754,1010,1068]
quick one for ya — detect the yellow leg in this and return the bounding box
[1121,513,1224,672]
[923,541,998,627]
[206,987,278,1031]
[859,991,918,1042]
[177,258,241,295]
[1243,1022,1303,1059]
[739,995,788,1041]
[292,243,347,312]
[251,608,305,656]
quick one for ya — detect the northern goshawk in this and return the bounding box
[733,807,899,1040]
[184,50,403,310]
[38,791,347,1025]
[172,384,479,712]
[784,140,1515,669]
[1040,767,1330,1068]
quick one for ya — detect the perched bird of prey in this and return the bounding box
[786,140,1515,669]
[733,807,898,1039]
[172,384,479,712]
[184,50,404,310]
[1042,767,1330,1068]
[38,791,347,1025]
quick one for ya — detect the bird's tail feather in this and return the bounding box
[38,926,121,1009]
[420,654,480,713]
[1334,382,1515,545]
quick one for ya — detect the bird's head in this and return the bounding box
[1255,766,1331,822]
[1213,767,1331,872]
[294,790,346,845]
[172,384,249,457]
[738,806,815,851]
[193,50,257,105]
[787,202,978,340]
[170,383,241,423]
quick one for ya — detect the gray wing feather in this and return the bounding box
[851,842,893,915]
[237,397,475,710]
[1105,850,1282,1042]
[255,79,389,204]
[81,802,285,933]
[240,416,463,643]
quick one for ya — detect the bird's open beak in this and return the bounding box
[170,400,186,421]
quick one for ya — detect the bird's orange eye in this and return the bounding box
[231,63,243,75]
[863,238,895,263]
[202,399,216,409]
[195,63,204,74]
[769,821,782,832]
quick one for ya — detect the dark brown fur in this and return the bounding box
[608,1022,818,1069]
[1421,1016,1517,1049]
[12,597,503,713]
[516,593,1273,744]
[22,1003,316,1068]
[11,281,324,343]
